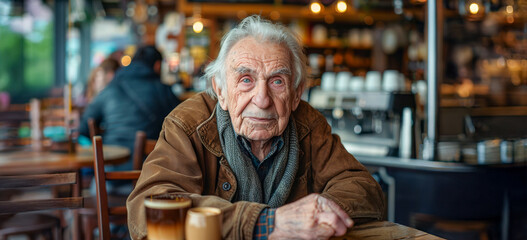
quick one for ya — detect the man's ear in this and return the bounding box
[292,81,305,111]
[212,78,228,110]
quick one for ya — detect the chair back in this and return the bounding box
[92,136,141,240]
[0,103,31,149]
[132,131,157,171]
[30,98,65,141]
[87,118,102,139]
[29,97,79,151]
[0,172,83,214]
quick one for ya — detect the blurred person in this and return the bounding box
[109,49,125,65]
[127,16,384,240]
[79,45,180,193]
[84,58,120,104]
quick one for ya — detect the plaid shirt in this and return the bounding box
[253,208,276,239]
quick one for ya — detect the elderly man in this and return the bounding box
[127,16,385,240]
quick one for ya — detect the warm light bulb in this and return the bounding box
[121,55,131,66]
[310,2,322,14]
[506,5,513,14]
[469,3,479,14]
[193,20,203,33]
[336,1,347,13]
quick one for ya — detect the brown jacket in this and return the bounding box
[127,92,385,240]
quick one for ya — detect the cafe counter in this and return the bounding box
[355,155,527,239]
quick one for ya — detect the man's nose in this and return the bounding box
[253,81,271,109]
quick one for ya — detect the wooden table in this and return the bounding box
[0,144,130,240]
[331,221,444,240]
[0,145,130,175]
[142,221,442,240]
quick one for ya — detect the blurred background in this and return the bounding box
[0,0,526,239]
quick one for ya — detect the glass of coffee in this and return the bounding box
[185,207,222,240]
[144,194,191,240]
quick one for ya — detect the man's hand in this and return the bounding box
[269,193,354,240]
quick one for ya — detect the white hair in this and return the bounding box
[204,15,307,98]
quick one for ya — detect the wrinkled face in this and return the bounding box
[213,37,303,142]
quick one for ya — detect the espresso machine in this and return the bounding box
[309,89,416,158]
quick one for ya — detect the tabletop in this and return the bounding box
[331,221,444,240]
[142,221,443,240]
[0,145,130,175]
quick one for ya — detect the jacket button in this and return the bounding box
[222,182,231,191]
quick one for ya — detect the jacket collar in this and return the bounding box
[196,103,310,158]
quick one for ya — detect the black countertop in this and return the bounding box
[355,155,527,172]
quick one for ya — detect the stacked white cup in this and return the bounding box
[365,71,382,91]
[382,70,400,92]
[335,72,352,91]
[321,72,336,91]
[349,76,365,92]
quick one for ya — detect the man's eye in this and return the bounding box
[273,79,283,85]
[242,78,251,83]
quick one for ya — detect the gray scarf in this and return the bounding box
[216,104,299,208]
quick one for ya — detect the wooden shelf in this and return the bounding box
[305,42,373,50]
[178,0,403,23]
[305,42,343,49]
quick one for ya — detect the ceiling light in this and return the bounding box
[469,3,479,15]
[336,1,347,13]
[310,1,322,14]
[193,20,203,33]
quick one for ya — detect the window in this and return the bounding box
[0,0,54,103]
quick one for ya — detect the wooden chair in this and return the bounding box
[0,172,84,240]
[0,103,31,149]
[77,131,156,239]
[87,118,101,139]
[29,98,65,141]
[132,131,157,171]
[82,117,102,192]
[29,97,80,152]
[92,135,141,239]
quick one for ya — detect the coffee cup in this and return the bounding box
[144,194,191,240]
[382,70,400,92]
[336,71,352,91]
[185,207,222,240]
[321,72,336,91]
[349,76,365,92]
[365,71,381,91]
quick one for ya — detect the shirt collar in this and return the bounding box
[234,130,284,166]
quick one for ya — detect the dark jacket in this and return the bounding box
[80,61,180,171]
[127,92,385,240]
